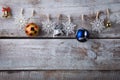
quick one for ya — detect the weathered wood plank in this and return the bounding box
[0,71,119,80]
[0,0,120,38]
[0,39,119,70]
[0,0,120,7]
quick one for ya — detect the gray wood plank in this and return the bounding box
[0,0,120,7]
[0,0,120,38]
[0,39,119,70]
[0,71,119,80]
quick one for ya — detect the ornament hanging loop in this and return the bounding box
[96,11,100,20]
[31,9,35,17]
[81,14,84,21]
[106,8,110,19]
[81,14,85,27]
[20,8,24,16]
[28,9,35,21]
[47,14,50,22]
[57,14,61,22]
[67,15,71,24]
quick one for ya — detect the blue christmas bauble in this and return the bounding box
[76,29,89,42]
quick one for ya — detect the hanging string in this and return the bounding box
[67,15,71,24]
[20,8,24,16]
[81,14,84,27]
[31,9,35,17]
[107,8,110,19]
[47,14,50,22]
[27,9,35,21]
[96,11,100,20]
[81,14,84,21]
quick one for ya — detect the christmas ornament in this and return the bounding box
[91,12,105,33]
[105,20,111,28]
[104,9,112,28]
[2,7,12,18]
[25,23,39,36]
[53,14,64,37]
[63,15,76,36]
[76,14,89,42]
[53,25,64,37]
[25,9,40,36]
[42,14,55,34]
[76,29,89,42]
[53,23,64,37]
[15,8,29,28]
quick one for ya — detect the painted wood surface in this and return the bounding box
[0,39,119,70]
[0,71,119,80]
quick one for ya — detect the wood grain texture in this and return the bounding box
[0,71,119,80]
[0,39,119,70]
[0,0,119,38]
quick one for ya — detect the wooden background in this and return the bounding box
[0,0,120,80]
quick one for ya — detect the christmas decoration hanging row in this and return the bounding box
[1,7,119,42]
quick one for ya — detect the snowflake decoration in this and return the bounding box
[116,19,120,24]
[63,21,76,36]
[91,19,105,33]
[15,15,29,28]
[42,21,56,34]
[116,14,120,24]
